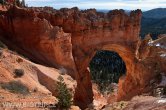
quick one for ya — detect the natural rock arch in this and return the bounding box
[72,40,141,108]
[0,6,162,109]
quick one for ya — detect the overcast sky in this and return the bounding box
[26,0,166,11]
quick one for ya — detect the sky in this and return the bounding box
[25,0,166,11]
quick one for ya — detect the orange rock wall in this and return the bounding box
[0,6,165,109]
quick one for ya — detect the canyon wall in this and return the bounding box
[0,6,165,109]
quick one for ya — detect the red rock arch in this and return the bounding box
[72,41,140,108]
[0,6,157,109]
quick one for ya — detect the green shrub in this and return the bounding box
[14,69,24,78]
[56,75,72,109]
[1,80,29,95]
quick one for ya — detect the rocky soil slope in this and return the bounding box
[0,47,76,109]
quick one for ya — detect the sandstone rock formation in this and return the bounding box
[0,47,76,109]
[103,96,166,110]
[0,5,7,11]
[0,6,165,109]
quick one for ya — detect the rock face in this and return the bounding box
[0,48,77,110]
[103,96,166,110]
[0,6,165,109]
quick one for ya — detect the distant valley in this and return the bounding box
[141,8,166,39]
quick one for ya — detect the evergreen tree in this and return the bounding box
[56,75,72,109]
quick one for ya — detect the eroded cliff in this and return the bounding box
[0,6,165,109]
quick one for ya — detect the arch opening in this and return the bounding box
[89,50,126,94]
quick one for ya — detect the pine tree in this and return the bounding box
[56,75,72,109]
